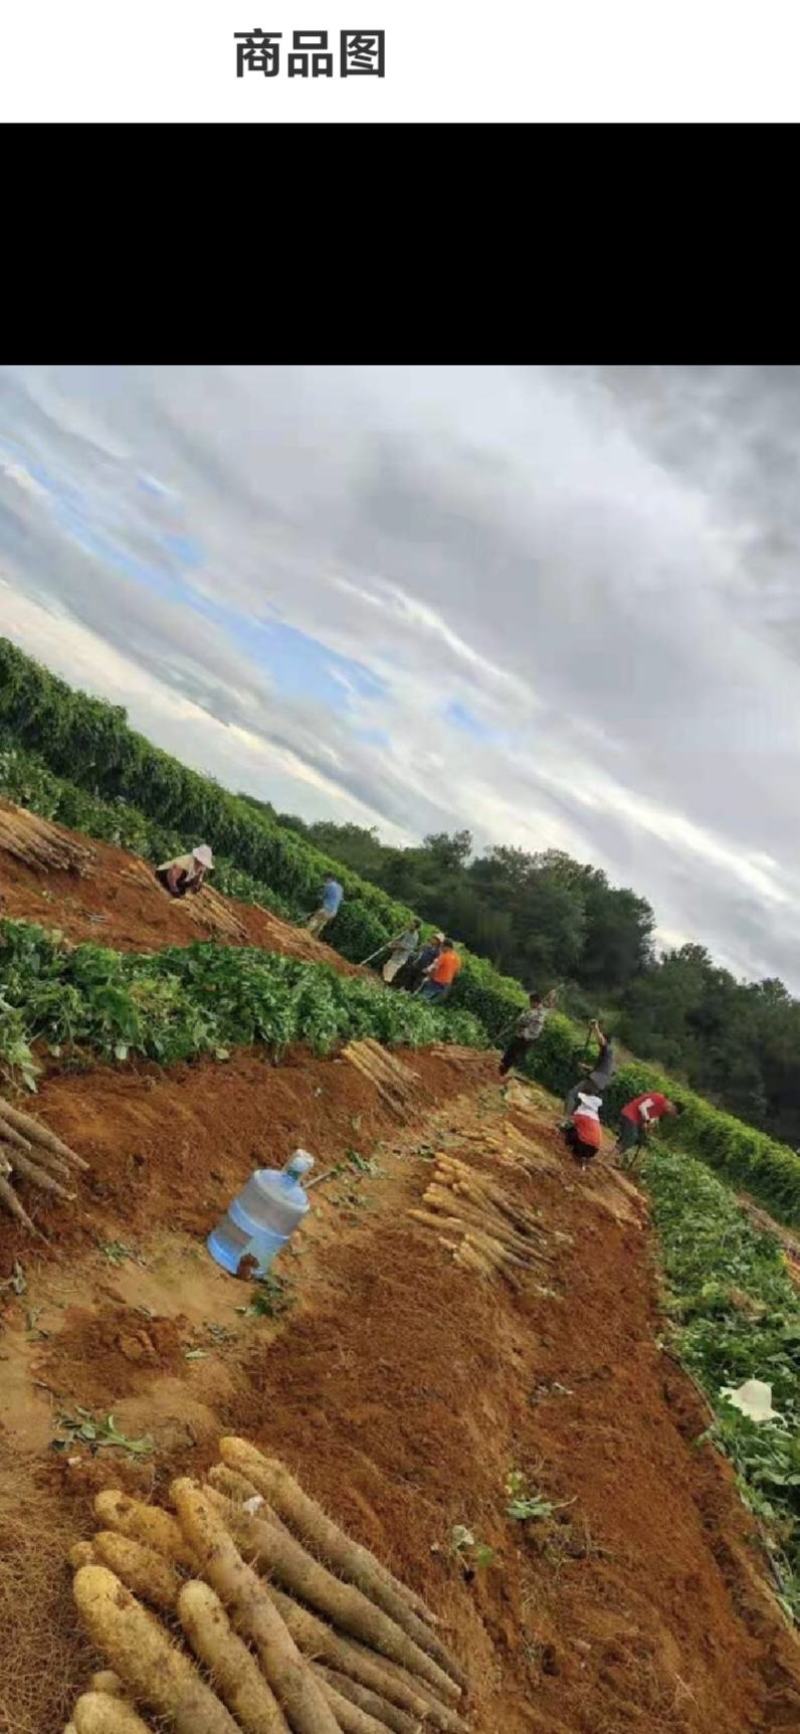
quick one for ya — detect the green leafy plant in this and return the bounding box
[505,1469,574,1523]
[648,1145,800,1619]
[53,1408,153,1456]
[448,1524,496,1570]
[238,1271,296,1320]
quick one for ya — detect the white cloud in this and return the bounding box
[4,363,800,990]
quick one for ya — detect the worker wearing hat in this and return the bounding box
[155,844,214,899]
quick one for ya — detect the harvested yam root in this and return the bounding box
[220,1439,449,1652]
[65,1438,471,1734]
[94,1490,199,1572]
[172,1479,341,1734]
[93,1530,182,1612]
[0,800,95,875]
[0,1097,87,1227]
[90,1671,124,1695]
[268,1589,470,1734]
[73,1693,155,1733]
[178,1580,291,1734]
[315,1675,390,1734]
[70,1541,98,1569]
[314,1665,421,1734]
[0,1170,39,1233]
[206,1486,460,1704]
[73,1565,239,1734]
[4,1145,76,1200]
[0,1097,88,1170]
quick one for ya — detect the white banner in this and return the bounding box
[1,0,800,122]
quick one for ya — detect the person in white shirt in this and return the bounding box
[155,844,214,899]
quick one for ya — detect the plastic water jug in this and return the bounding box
[207,1150,315,1279]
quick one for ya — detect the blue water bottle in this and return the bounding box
[207,1149,315,1279]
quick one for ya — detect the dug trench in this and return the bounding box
[2,1052,800,1734]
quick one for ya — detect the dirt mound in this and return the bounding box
[2,1051,800,1732]
[0,820,361,972]
[37,1302,188,1405]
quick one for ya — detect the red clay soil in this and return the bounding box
[0,825,361,971]
[3,1048,800,1732]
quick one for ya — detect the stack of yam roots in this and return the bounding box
[0,797,96,875]
[342,1043,421,1118]
[177,884,250,943]
[0,1097,88,1232]
[63,1434,469,1734]
[409,1152,555,1290]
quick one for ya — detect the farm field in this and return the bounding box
[2,810,800,1732]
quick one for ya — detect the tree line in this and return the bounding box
[241,802,800,1150]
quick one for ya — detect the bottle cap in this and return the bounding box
[285,1149,314,1179]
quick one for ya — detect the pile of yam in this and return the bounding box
[409,1152,555,1290]
[63,1434,469,1734]
[0,1097,88,1232]
[342,1042,421,1117]
[179,885,250,944]
[0,798,95,875]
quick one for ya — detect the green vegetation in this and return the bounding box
[53,1409,154,1457]
[648,1146,800,1618]
[0,917,486,1087]
[4,636,800,1226]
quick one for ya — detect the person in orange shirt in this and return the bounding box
[419,939,462,1002]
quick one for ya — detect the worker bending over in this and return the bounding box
[616,1091,681,1171]
[155,844,214,898]
[563,1091,604,1169]
[420,939,462,1002]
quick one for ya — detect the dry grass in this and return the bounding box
[0,1471,92,1734]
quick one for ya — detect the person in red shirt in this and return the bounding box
[419,939,462,1002]
[616,1090,681,1170]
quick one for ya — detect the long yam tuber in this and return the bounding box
[206,1486,460,1703]
[73,1566,239,1734]
[267,1589,469,1734]
[315,1676,391,1734]
[220,1440,445,1643]
[0,1171,39,1233]
[70,1541,98,1569]
[0,1098,89,1168]
[314,1667,420,1734]
[90,1671,124,1696]
[172,1479,341,1734]
[93,1530,182,1611]
[94,1491,198,1572]
[6,1146,76,1200]
[178,1580,291,1734]
[73,1693,155,1734]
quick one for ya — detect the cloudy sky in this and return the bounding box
[1,364,798,989]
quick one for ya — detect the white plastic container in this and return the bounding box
[207,1150,314,1279]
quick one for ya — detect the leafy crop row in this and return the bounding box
[5,636,800,1227]
[0,918,486,1088]
[648,1145,800,1618]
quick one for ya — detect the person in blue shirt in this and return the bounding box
[306,875,344,938]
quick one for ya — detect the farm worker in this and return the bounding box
[382,925,420,984]
[419,939,462,1002]
[564,1019,616,1116]
[408,931,445,991]
[499,993,551,1077]
[306,875,344,938]
[155,844,214,898]
[616,1091,681,1169]
[563,1091,604,1168]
